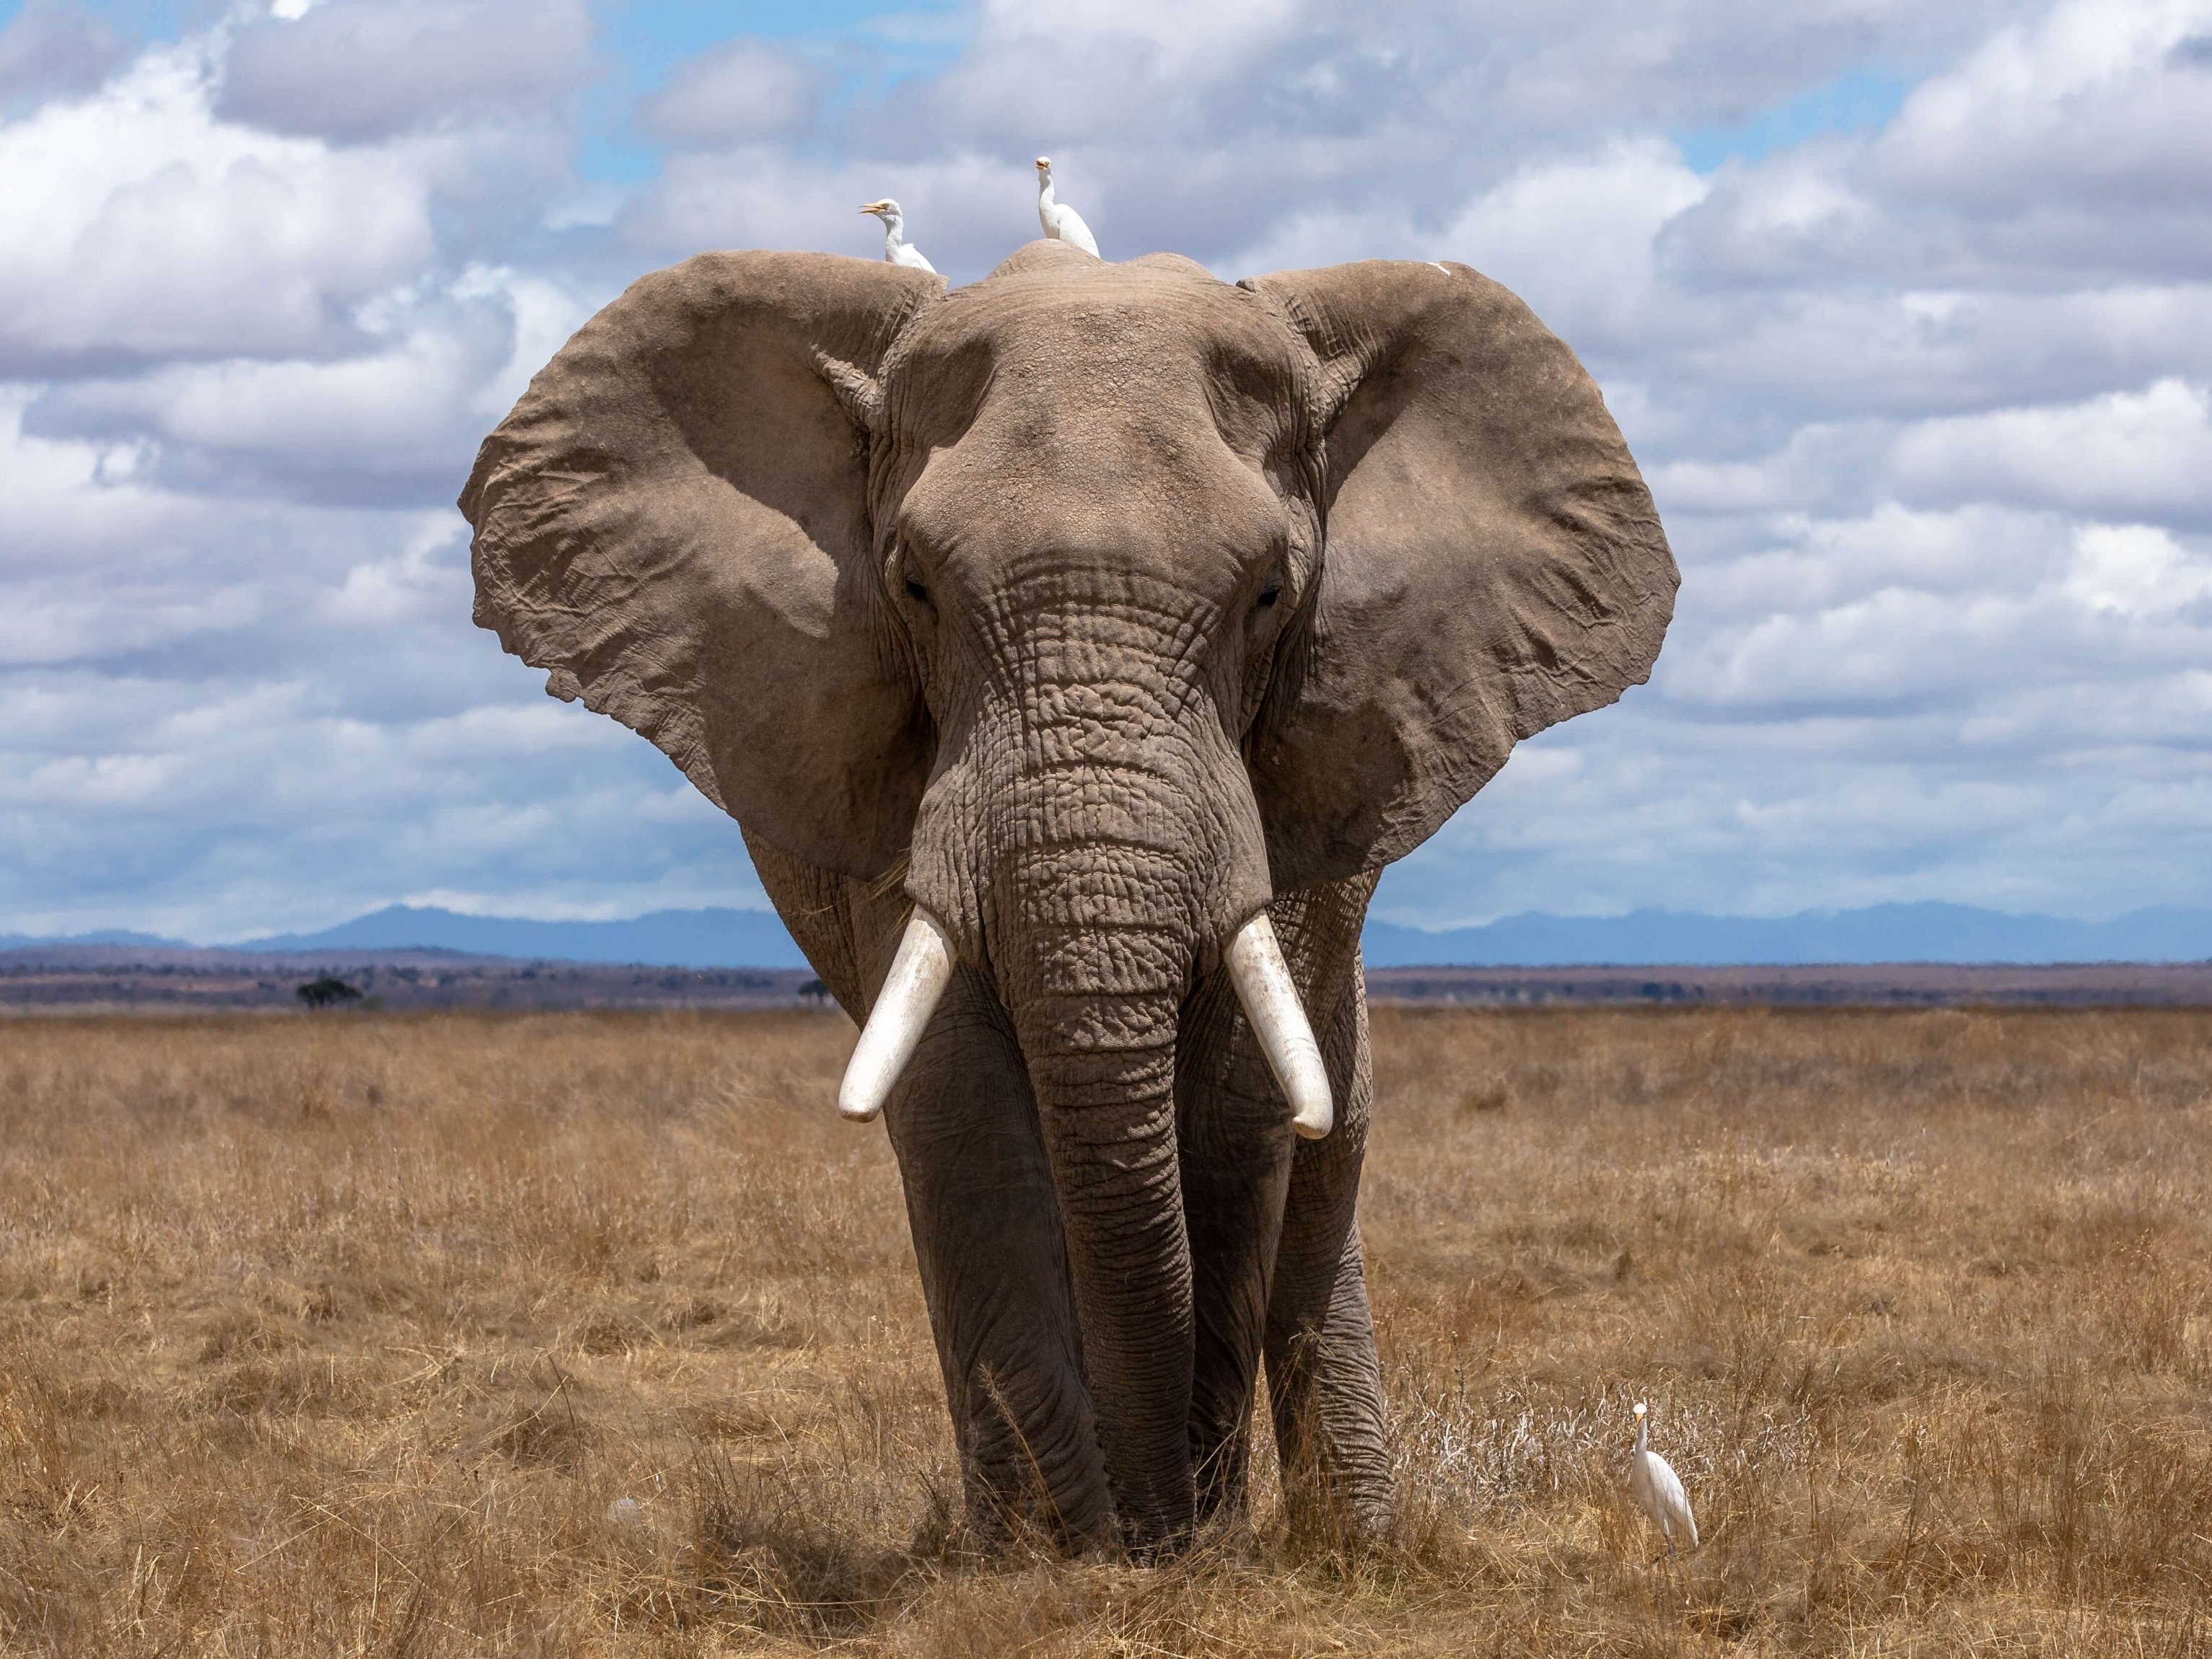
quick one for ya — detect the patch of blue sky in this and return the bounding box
[603,0,967,65]
[1,0,190,41]
[1675,69,1909,172]
[581,0,970,185]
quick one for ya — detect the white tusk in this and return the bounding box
[837,910,957,1122]
[1225,911,1333,1140]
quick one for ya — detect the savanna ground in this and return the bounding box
[3,1005,2209,1656]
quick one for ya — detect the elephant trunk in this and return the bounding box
[987,905,1333,1551]
[989,850,1198,1549]
[964,695,1283,1546]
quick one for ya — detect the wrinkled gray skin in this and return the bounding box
[461,240,1676,1555]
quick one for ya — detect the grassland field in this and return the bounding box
[2,1005,2209,1655]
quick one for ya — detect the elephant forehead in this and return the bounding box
[891,276,1298,560]
[890,260,1304,446]
[898,408,1288,586]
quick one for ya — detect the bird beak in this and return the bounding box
[858,203,879,214]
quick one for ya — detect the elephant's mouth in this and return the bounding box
[835,906,1333,1140]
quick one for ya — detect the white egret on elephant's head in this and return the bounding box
[1034,158,1100,257]
[1629,1401,1698,1556]
[860,199,936,272]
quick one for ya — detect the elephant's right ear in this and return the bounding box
[461,252,942,879]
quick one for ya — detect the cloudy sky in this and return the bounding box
[3,0,2208,941]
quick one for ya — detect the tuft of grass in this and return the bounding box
[2,1005,2210,1653]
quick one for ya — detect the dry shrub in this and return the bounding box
[2,1004,2211,1654]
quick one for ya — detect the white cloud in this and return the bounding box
[48,333,491,467]
[1438,142,1709,348]
[1689,505,2068,614]
[0,45,435,369]
[21,265,592,506]
[0,580,265,667]
[636,37,823,144]
[1874,0,2212,206]
[2060,523,2212,617]
[1651,372,2212,526]
[1890,378,2212,514]
[975,0,1301,71]
[321,516,470,626]
[217,0,593,142]
[1664,0,2212,291]
[0,0,126,118]
[1670,582,2042,712]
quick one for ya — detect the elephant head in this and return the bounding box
[460,239,1675,1545]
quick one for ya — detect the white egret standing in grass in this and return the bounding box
[859,200,936,273]
[1629,1401,1698,1556]
[1034,157,1100,257]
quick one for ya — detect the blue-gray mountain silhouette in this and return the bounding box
[1361,903,2212,966]
[237,905,811,968]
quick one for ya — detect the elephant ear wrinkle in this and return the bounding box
[1244,259,1679,892]
[461,250,943,879]
[810,348,886,433]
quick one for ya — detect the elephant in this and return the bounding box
[459,238,1676,1555]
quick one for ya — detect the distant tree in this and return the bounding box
[297,975,363,1010]
[799,977,830,1008]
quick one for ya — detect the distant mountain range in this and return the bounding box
[6,901,2210,969]
[247,905,813,968]
[1360,903,2212,967]
[0,928,183,948]
[0,905,808,968]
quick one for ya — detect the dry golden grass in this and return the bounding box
[3,1004,2210,1655]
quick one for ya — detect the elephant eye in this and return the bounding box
[905,577,930,603]
[1256,584,1281,609]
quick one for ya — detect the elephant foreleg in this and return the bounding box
[1180,876,1381,1529]
[1177,994,1294,1523]
[885,969,1116,1551]
[741,832,1116,1551]
[1263,972,1392,1541]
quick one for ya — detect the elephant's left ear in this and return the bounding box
[1242,260,1679,892]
